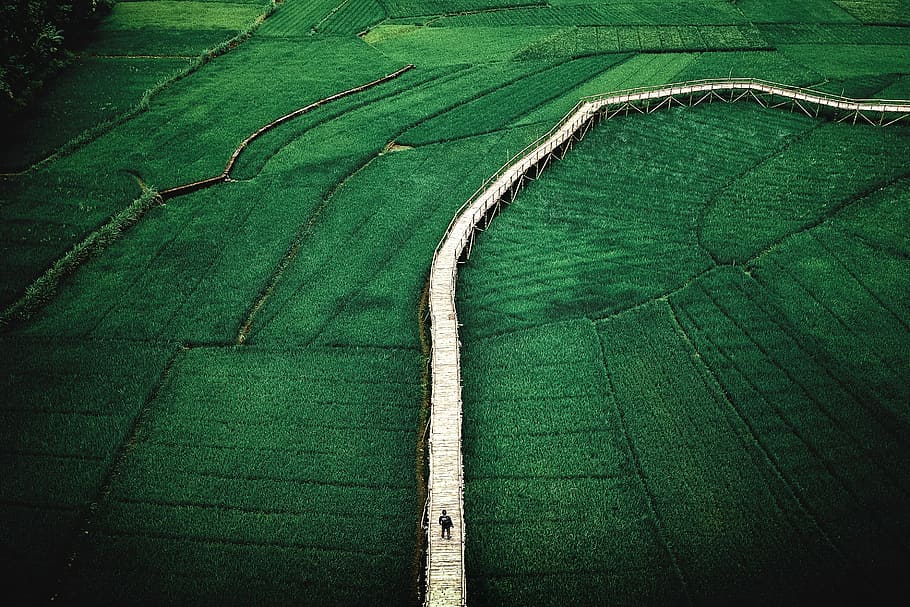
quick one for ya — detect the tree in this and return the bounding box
[0,1,113,117]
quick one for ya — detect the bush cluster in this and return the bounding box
[0,0,113,117]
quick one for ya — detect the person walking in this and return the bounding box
[439,510,453,540]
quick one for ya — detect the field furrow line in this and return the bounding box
[698,278,910,541]
[809,230,910,333]
[48,347,183,603]
[666,291,847,561]
[742,267,910,442]
[427,79,910,605]
[91,529,396,555]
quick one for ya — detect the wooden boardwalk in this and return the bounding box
[423,79,910,607]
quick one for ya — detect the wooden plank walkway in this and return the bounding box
[424,79,910,607]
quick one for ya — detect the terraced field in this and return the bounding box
[1,0,908,605]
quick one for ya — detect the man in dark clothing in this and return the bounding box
[439,510,453,540]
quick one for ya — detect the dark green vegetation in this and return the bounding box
[0,0,114,116]
[1,0,909,605]
[459,98,910,605]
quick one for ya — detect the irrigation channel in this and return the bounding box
[159,64,415,200]
[423,79,910,607]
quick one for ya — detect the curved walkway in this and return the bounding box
[424,78,910,607]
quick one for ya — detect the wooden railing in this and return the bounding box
[423,79,910,607]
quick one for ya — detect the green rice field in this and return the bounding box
[1,0,909,605]
[458,102,910,605]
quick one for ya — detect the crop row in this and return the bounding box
[759,23,910,45]
[101,1,268,30]
[399,54,628,146]
[667,266,910,600]
[0,57,191,173]
[458,94,910,603]
[428,0,748,27]
[515,24,769,60]
[819,175,910,325]
[513,53,699,127]
[364,23,565,65]
[673,49,822,85]
[6,60,549,346]
[90,0,269,55]
[252,126,540,347]
[0,36,398,314]
[750,226,910,413]
[735,0,859,23]
[776,44,910,80]
[319,0,386,35]
[51,344,418,604]
[0,46,571,603]
[461,319,685,605]
[380,0,544,19]
[259,0,352,36]
[595,298,841,604]
[458,102,815,339]
[832,0,910,24]
[226,62,517,178]
[701,121,910,264]
[515,46,826,128]
[3,55,561,348]
[0,336,174,604]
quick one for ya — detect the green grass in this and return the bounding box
[363,24,563,64]
[0,57,192,172]
[1,0,909,604]
[431,1,749,26]
[52,345,419,605]
[735,0,860,23]
[458,99,910,604]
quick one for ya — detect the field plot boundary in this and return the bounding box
[0,0,284,178]
[0,65,415,329]
[425,79,910,607]
[159,63,416,199]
